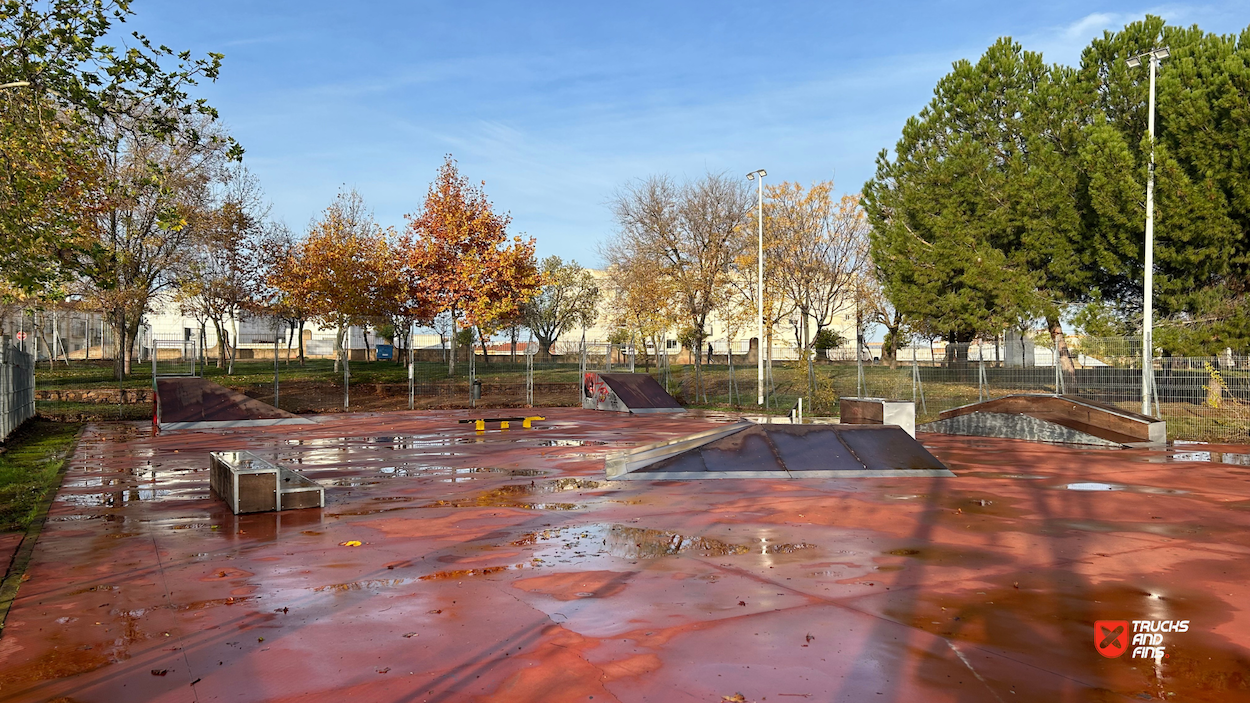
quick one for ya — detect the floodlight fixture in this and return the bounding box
[1126,47,1169,68]
[746,168,766,180]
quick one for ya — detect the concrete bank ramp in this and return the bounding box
[606,421,952,480]
[582,372,684,414]
[156,378,313,431]
[918,394,1165,447]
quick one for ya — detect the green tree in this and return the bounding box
[0,0,239,293]
[1078,17,1250,353]
[522,256,599,359]
[864,39,1069,360]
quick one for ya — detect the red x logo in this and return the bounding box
[1095,620,1129,658]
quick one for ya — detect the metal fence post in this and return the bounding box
[911,344,927,415]
[526,349,533,407]
[273,318,280,408]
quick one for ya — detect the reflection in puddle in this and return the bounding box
[1172,451,1250,466]
[1065,482,1123,491]
[1059,482,1188,495]
[510,523,815,564]
[420,479,603,511]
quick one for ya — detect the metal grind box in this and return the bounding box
[209,451,324,514]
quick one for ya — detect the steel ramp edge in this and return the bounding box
[159,417,316,432]
[611,468,955,481]
[605,421,754,479]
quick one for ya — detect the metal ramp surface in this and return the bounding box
[918,394,1165,447]
[156,378,313,431]
[607,421,952,480]
[582,372,684,414]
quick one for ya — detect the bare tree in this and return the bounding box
[178,165,269,373]
[773,189,870,343]
[599,246,678,372]
[70,115,235,379]
[609,173,752,398]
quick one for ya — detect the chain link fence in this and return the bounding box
[14,314,1250,443]
[669,337,1248,443]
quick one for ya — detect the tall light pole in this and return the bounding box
[1127,47,1168,416]
[746,169,766,405]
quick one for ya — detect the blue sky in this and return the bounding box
[130,1,1248,267]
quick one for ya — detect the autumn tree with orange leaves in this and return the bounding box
[268,189,392,380]
[404,157,540,375]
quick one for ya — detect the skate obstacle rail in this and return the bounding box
[458,415,546,431]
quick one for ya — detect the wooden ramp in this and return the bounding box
[918,394,1165,447]
[156,378,313,431]
[606,421,951,480]
[582,372,684,414]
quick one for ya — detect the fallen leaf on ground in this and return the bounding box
[339,540,362,547]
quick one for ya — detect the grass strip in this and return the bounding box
[0,420,84,634]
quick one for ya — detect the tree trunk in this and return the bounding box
[333,324,343,373]
[510,326,518,363]
[1047,315,1077,386]
[228,316,238,375]
[112,311,126,380]
[478,326,490,365]
[298,320,306,366]
[447,314,456,377]
[363,326,373,362]
[36,311,53,370]
[124,314,144,377]
[213,320,228,369]
[537,337,553,361]
[883,310,903,370]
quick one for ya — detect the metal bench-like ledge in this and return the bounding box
[209,451,324,514]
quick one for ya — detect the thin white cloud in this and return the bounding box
[1025,7,1191,65]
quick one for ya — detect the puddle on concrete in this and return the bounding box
[1059,482,1187,495]
[437,468,548,482]
[893,576,1250,700]
[419,566,510,581]
[314,579,410,593]
[1169,451,1250,465]
[878,545,1011,568]
[958,472,1049,480]
[511,524,815,565]
[1065,482,1123,491]
[419,479,604,511]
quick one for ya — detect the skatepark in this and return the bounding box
[0,374,1246,703]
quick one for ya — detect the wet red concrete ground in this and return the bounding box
[0,407,1248,702]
